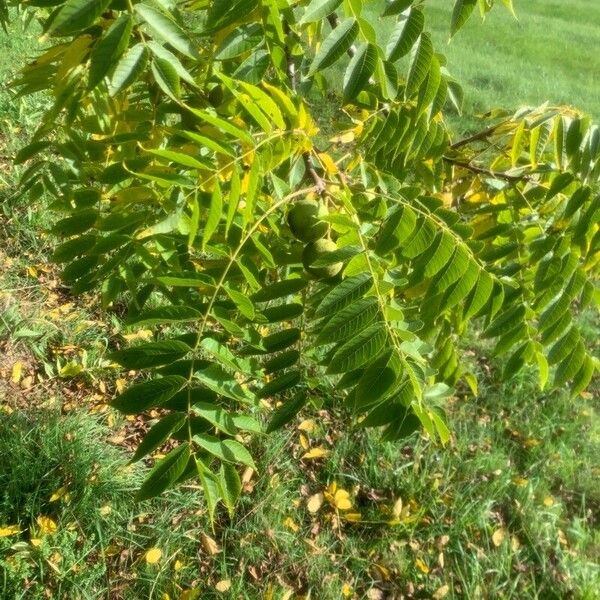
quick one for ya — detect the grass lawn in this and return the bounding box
[426,0,600,127]
[0,5,599,599]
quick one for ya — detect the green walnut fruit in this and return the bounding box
[302,239,343,279]
[287,200,329,243]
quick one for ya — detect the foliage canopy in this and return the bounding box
[1,0,598,513]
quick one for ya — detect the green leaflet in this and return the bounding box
[49,0,111,36]
[257,370,302,399]
[266,392,308,433]
[203,182,222,250]
[220,463,242,516]
[111,376,187,414]
[216,23,263,60]
[328,323,387,374]
[316,297,379,345]
[354,350,401,410]
[309,18,359,75]
[88,14,132,90]
[127,305,202,326]
[137,443,191,501]
[131,413,187,463]
[135,3,197,58]
[315,273,373,318]
[450,0,477,36]
[151,58,181,101]
[405,33,433,99]
[108,340,192,369]
[252,278,307,302]
[300,0,343,24]
[386,6,424,61]
[343,43,378,102]
[193,434,256,469]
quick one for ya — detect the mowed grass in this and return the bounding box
[426,0,600,127]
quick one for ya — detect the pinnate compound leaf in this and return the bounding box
[136,442,191,501]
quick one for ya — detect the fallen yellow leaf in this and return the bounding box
[215,580,231,592]
[307,493,324,513]
[37,516,57,536]
[0,525,20,537]
[392,497,403,519]
[492,528,506,547]
[11,362,22,384]
[332,489,352,511]
[415,558,429,574]
[283,517,299,532]
[145,548,162,564]
[433,584,450,599]
[302,447,329,460]
[49,486,69,502]
[201,532,221,555]
[297,419,316,433]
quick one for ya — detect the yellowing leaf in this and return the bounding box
[415,558,429,574]
[318,152,338,175]
[302,447,329,460]
[179,590,201,600]
[37,516,57,536]
[30,537,42,547]
[215,580,232,592]
[145,547,162,564]
[492,527,506,547]
[511,535,521,551]
[307,493,324,513]
[0,525,20,537]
